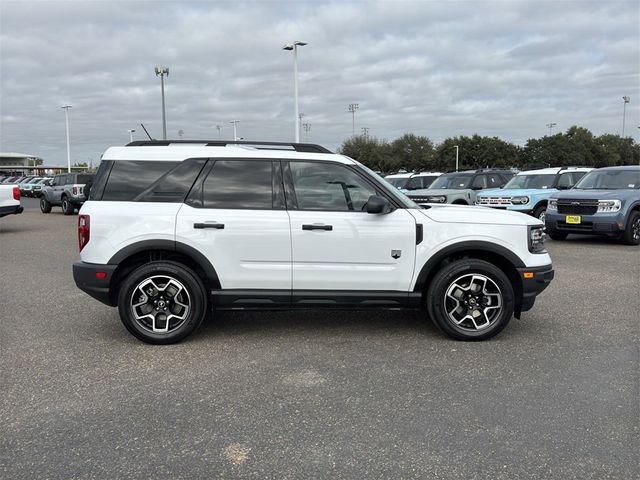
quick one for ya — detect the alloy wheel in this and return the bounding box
[444,274,503,331]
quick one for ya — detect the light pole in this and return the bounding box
[216,125,222,139]
[298,112,304,137]
[546,122,557,135]
[282,41,307,143]
[303,123,311,141]
[128,129,136,142]
[154,65,169,140]
[230,120,240,140]
[361,127,369,137]
[61,105,72,173]
[348,103,359,136]
[454,145,459,172]
[622,96,630,137]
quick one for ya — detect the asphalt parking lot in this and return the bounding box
[1,198,638,479]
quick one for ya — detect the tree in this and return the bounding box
[339,135,394,172]
[28,157,43,166]
[389,134,435,172]
[434,135,521,171]
[73,162,88,168]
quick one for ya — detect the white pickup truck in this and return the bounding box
[0,184,24,218]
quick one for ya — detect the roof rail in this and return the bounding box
[125,140,333,154]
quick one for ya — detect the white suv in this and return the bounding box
[73,140,554,344]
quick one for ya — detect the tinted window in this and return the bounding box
[135,159,207,203]
[574,169,640,190]
[290,161,376,211]
[486,175,502,188]
[102,161,180,201]
[89,161,113,200]
[430,174,473,189]
[202,160,273,209]
[471,175,489,189]
[76,174,94,185]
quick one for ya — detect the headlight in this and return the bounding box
[428,195,447,203]
[528,225,547,253]
[597,200,621,213]
[548,199,558,211]
[511,196,530,205]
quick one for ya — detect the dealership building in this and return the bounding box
[0,152,42,170]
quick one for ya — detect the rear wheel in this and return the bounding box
[117,261,208,344]
[547,230,568,241]
[426,259,514,341]
[40,197,52,213]
[61,196,74,215]
[621,211,640,245]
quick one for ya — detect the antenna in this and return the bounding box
[140,123,154,140]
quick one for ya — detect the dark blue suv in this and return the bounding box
[545,166,640,245]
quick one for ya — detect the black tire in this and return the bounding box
[533,205,547,223]
[61,196,74,215]
[426,258,515,341]
[547,230,568,241]
[117,261,208,344]
[40,197,52,213]
[621,211,640,245]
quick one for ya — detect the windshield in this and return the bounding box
[504,174,555,190]
[429,174,472,190]
[358,165,419,208]
[573,170,640,190]
[385,177,410,189]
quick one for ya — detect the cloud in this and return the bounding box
[0,0,638,164]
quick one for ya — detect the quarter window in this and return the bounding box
[289,162,376,211]
[102,161,180,201]
[201,160,273,209]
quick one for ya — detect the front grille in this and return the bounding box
[477,196,512,206]
[557,199,598,215]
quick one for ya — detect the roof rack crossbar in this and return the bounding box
[125,140,332,154]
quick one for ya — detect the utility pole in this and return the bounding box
[282,41,307,142]
[454,145,459,172]
[230,120,240,140]
[348,103,359,136]
[622,96,630,137]
[154,66,169,140]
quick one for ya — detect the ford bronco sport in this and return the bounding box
[73,141,554,344]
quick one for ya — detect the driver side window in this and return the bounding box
[289,162,377,211]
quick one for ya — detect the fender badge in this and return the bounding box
[391,250,402,259]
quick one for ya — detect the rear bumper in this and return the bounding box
[73,261,117,306]
[516,264,554,316]
[0,204,23,218]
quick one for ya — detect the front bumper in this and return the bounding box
[73,261,117,306]
[546,211,624,236]
[516,264,554,316]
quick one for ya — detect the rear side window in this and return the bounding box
[201,160,273,209]
[102,161,180,201]
[76,174,94,184]
[134,159,207,203]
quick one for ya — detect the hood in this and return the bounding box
[478,188,554,197]
[550,189,638,200]
[407,188,470,197]
[416,204,540,226]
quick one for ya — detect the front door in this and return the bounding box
[285,161,417,292]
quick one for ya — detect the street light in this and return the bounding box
[454,145,459,172]
[128,129,136,142]
[61,105,72,173]
[216,125,222,139]
[361,127,369,137]
[282,41,307,143]
[546,122,557,135]
[622,96,630,137]
[154,65,169,140]
[229,120,240,140]
[303,123,311,141]
[348,103,359,136]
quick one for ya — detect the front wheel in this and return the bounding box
[426,259,514,341]
[40,197,52,213]
[533,205,547,224]
[117,261,208,344]
[621,211,640,245]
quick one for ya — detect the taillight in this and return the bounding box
[78,215,90,251]
[12,186,20,201]
[72,186,78,195]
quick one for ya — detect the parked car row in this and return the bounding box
[385,165,640,245]
[40,172,94,215]
[0,175,54,197]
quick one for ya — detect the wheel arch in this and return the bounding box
[414,241,525,314]
[107,240,221,306]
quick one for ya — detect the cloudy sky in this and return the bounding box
[1,0,638,165]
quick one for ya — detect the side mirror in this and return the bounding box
[366,195,390,214]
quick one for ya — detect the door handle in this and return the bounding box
[194,222,225,229]
[302,224,333,231]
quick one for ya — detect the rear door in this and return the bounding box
[285,160,417,292]
[175,159,291,291]
[52,174,66,203]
